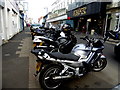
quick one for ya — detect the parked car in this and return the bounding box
[114,42,120,57]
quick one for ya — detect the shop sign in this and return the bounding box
[49,13,58,19]
[68,2,105,18]
[73,7,87,17]
[58,9,66,16]
[49,8,67,19]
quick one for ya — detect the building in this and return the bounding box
[46,0,75,28]
[46,0,109,35]
[0,0,20,44]
[16,0,28,28]
[17,1,25,31]
[0,0,28,45]
[67,1,109,35]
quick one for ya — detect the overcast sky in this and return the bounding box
[27,0,55,22]
[27,0,120,23]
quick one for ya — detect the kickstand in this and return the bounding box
[33,74,37,77]
[33,71,39,77]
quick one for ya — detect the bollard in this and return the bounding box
[91,29,95,35]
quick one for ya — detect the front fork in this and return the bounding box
[92,53,106,65]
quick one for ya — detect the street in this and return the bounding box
[2,27,120,89]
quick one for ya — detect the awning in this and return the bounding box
[67,2,107,18]
[47,14,67,22]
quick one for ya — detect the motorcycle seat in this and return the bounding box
[48,52,79,61]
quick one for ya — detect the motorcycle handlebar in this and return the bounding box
[80,37,85,40]
[80,36,98,47]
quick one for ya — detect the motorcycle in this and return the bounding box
[31,28,52,40]
[104,30,120,41]
[32,36,107,89]
[31,34,77,76]
[32,30,77,53]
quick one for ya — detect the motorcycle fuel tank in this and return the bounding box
[72,44,91,59]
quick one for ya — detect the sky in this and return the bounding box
[27,0,55,23]
[26,0,120,23]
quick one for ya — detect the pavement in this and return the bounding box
[2,28,120,89]
[2,27,32,88]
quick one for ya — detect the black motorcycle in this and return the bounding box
[33,30,77,54]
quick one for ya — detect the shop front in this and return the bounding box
[105,2,120,32]
[67,2,107,35]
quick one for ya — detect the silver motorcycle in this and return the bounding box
[36,36,107,90]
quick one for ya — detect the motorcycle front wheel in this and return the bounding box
[39,65,62,90]
[92,58,107,72]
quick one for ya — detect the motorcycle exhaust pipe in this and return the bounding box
[53,75,72,80]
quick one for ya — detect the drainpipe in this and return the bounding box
[104,14,108,38]
[118,14,120,31]
[3,0,8,41]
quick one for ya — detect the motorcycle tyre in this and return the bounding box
[39,64,62,90]
[92,58,107,72]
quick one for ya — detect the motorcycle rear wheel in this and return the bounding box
[92,58,107,72]
[39,64,62,90]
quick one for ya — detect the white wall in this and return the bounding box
[0,6,5,42]
[0,0,20,43]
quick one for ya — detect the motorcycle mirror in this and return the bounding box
[60,32,66,37]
